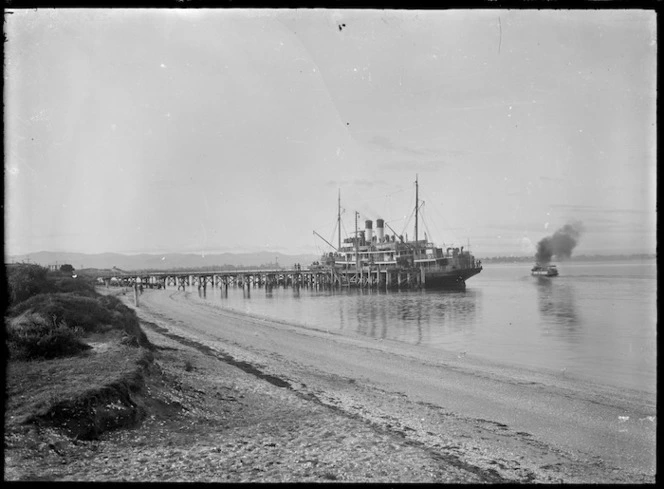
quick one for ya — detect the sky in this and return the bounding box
[5,9,657,258]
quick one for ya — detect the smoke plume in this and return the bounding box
[535,221,584,265]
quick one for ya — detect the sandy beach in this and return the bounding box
[6,287,654,482]
[126,288,654,483]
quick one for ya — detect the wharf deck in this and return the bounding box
[96,267,425,290]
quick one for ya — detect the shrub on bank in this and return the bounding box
[97,294,150,346]
[8,292,149,347]
[4,264,152,361]
[6,264,50,306]
[10,293,120,334]
[46,274,97,297]
[5,264,98,307]
[6,313,92,361]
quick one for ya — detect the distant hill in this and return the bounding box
[478,253,656,264]
[6,251,320,272]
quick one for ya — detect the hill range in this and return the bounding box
[7,251,321,272]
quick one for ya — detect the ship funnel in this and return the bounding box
[376,218,385,242]
[365,220,373,244]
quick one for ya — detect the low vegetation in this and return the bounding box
[5,313,92,361]
[5,264,149,361]
[4,263,153,441]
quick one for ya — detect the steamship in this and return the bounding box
[314,177,483,289]
[531,264,559,277]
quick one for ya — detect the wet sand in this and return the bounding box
[131,288,656,483]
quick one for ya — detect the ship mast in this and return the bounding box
[355,211,360,271]
[415,174,419,244]
[338,189,341,251]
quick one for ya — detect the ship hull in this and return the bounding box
[423,266,483,289]
[531,271,556,277]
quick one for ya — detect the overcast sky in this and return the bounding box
[5,9,656,258]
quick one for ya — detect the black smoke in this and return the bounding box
[535,221,584,265]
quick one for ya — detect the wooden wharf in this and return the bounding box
[96,266,425,291]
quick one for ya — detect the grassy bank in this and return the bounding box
[4,264,153,441]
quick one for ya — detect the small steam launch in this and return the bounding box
[531,222,584,277]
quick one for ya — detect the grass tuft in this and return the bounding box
[6,314,92,361]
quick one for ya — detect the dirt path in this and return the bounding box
[126,289,655,483]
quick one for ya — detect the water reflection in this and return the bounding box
[338,300,346,331]
[535,277,580,338]
[428,290,481,335]
[197,283,479,346]
[350,289,479,344]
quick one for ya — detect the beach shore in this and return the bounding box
[5,288,655,482]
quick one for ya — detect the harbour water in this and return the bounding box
[192,259,656,395]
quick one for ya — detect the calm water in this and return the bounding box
[188,260,657,394]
